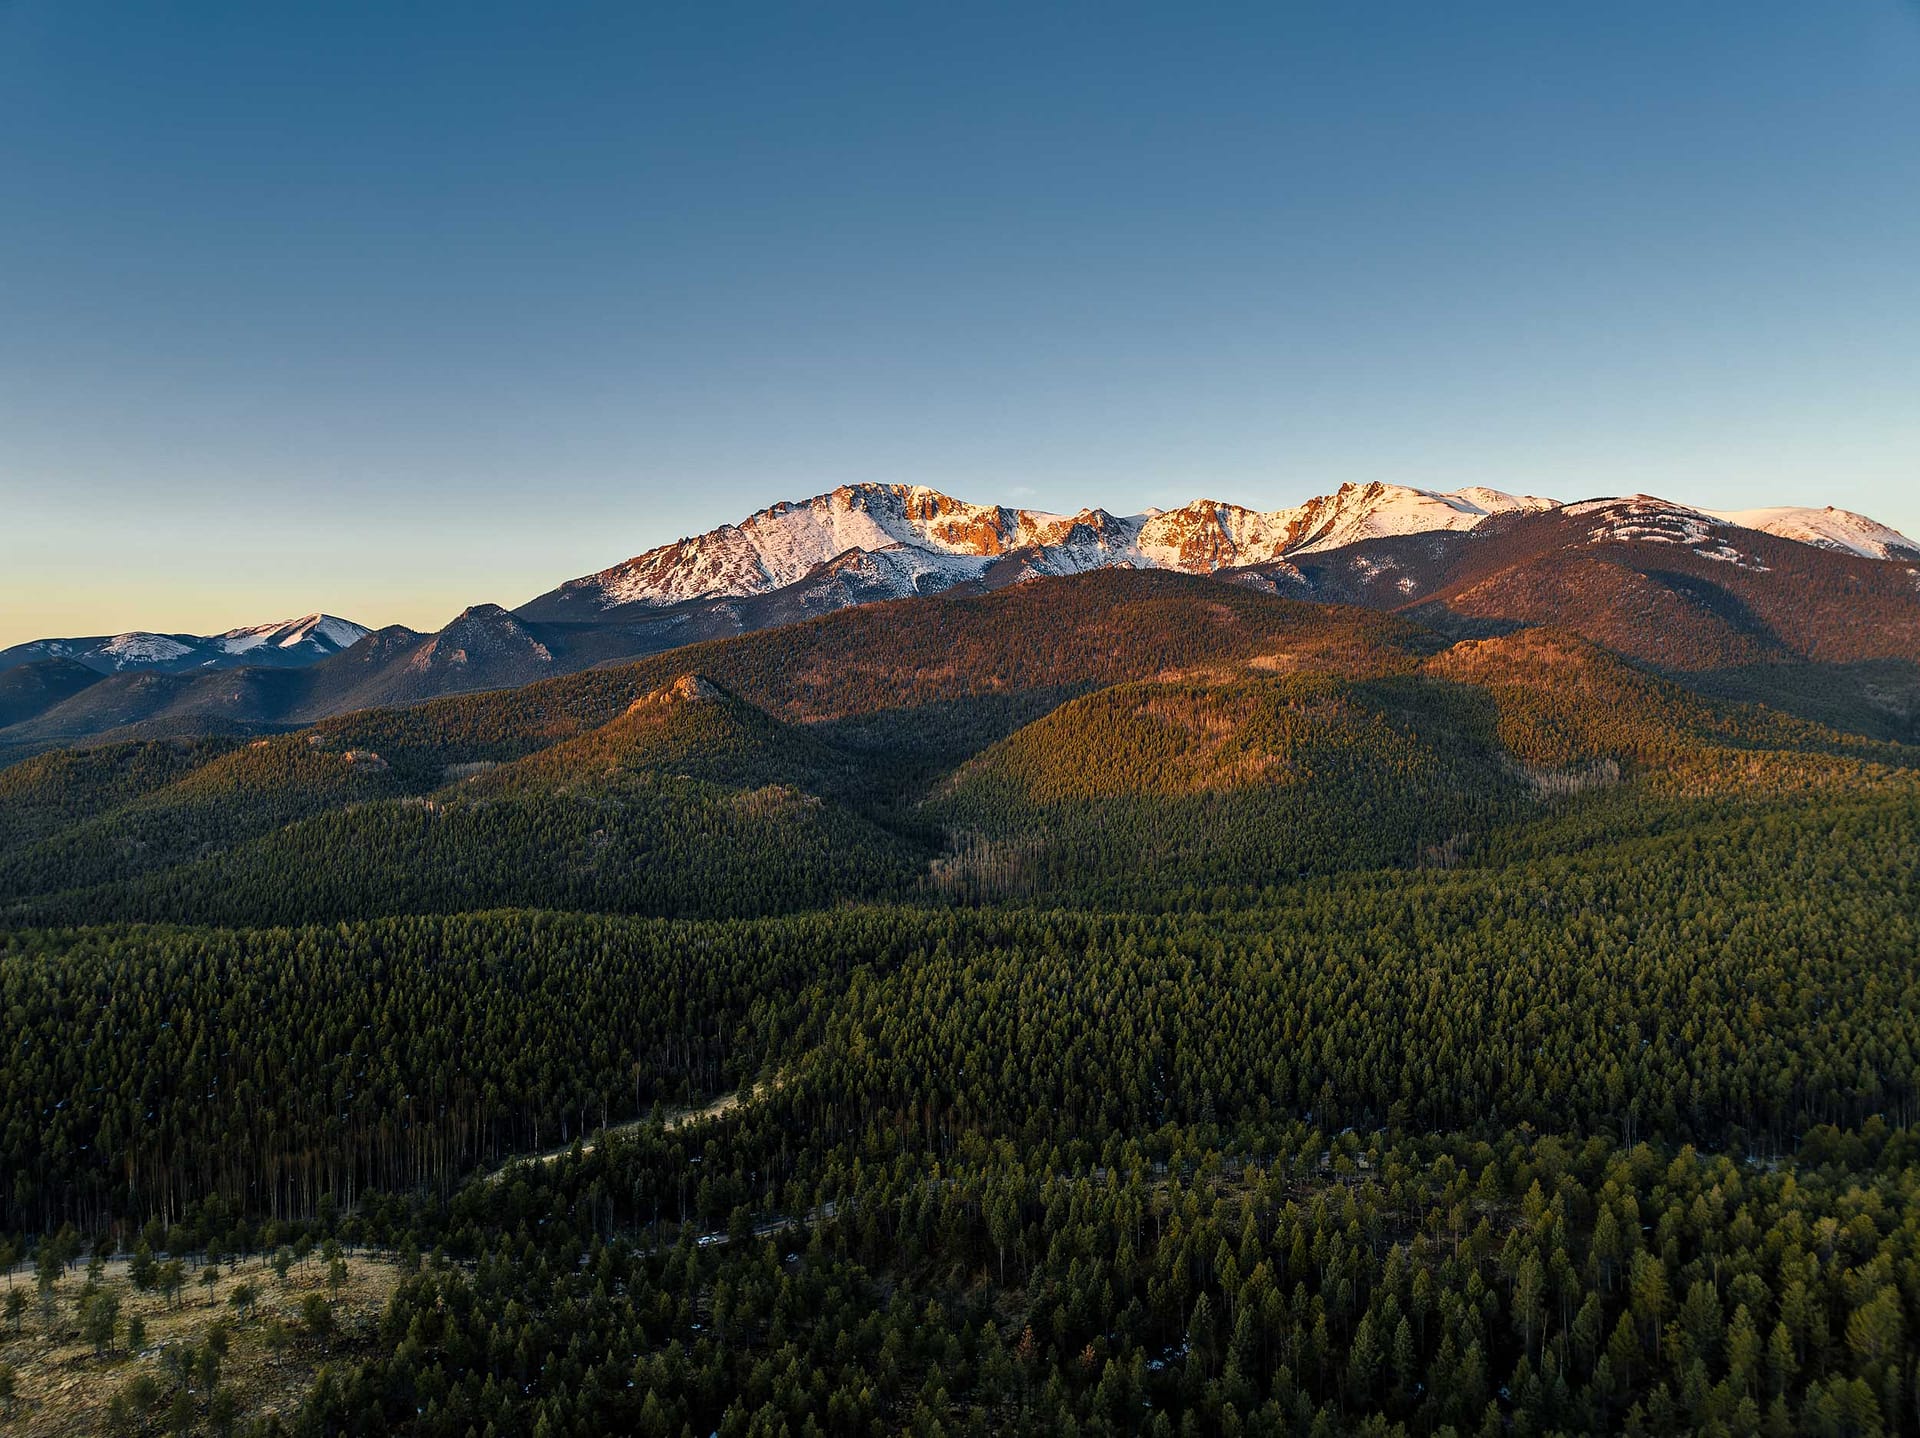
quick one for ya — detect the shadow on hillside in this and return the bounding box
[1395,604,1531,642]
[806,686,1094,793]
[1635,568,1786,653]
[1687,660,1920,744]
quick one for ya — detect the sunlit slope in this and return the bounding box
[925,628,1920,903]
[3,574,1914,925]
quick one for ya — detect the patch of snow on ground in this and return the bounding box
[1576,497,1714,546]
[855,545,994,597]
[1690,542,1770,571]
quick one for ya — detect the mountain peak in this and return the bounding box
[1708,504,1920,561]
[217,613,370,656]
[453,603,515,623]
[520,480,1911,623]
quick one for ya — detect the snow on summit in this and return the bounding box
[578,485,1089,608]
[0,612,374,677]
[100,633,195,665]
[1562,495,1920,566]
[217,613,370,655]
[548,481,1567,612]
[539,480,1916,615]
[1708,506,1920,561]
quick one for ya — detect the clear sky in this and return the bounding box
[2,2,1917,646]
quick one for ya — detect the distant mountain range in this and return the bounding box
[2,481,1917,758]
[0,613,370,676]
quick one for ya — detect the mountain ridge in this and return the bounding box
[7,569,1914,930]
[520,481,1914,619]
[517,481,1570,617]
[0,612,371,676]
[4,483,1917,761]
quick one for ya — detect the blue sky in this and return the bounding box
[2,1,1917,643]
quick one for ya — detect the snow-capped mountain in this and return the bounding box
[524,481,1912,619]
[527,486,1123,613]
[1706,506,1920,561]
[1558,496,1920,566]
[215,613,371,657]
[520,482,1564,618]
[0,613,371,676]
[6,485,1917,756]
[1131,484,1555,571]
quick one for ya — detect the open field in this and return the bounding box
[0,1249,404,1436]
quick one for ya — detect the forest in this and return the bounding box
[1,571,1917,1436]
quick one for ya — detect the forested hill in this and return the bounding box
[5,567,1920,1436]
[1,570,1912,929]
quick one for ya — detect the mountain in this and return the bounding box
[7,565,1914,931]
[206,612,373,662]
[0,613,376,751]
[518,481,1559,618]
[5,483,1915,763]
[0,569,1421,878]
[1705,504,1920,560]
[310,569,1427,788]
[921,619,1918,903]
[7,573,1336,924]
[522,483,1914,625]
[1235,494,1920,654]
[1215,494,1920,730]
[464,672,880,806]
[512,481,1918,722]
[0,612,371,676]
[312,604,557,712]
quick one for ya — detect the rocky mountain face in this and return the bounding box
[517,482,1568,618]
[521,481,1914,622]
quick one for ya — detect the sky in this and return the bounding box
[2,1,1917,646]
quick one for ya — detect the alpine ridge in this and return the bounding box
[519,481,1913,618]
[518,481,1565,616]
